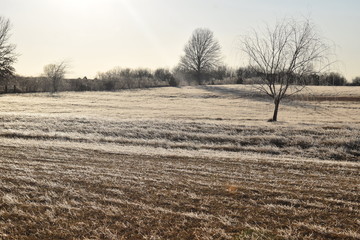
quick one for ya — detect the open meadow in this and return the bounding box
[0,85,359,239]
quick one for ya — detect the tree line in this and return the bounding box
[2,66,356,94]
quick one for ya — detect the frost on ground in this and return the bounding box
[0,85,359,239]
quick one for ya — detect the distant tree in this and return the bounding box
[120,68,131,78]
[304,73,321,85]
[154,68,169,81]
[352,77,360,86]
[132,68,153,88]
[235,66,264,84]
[211,65,228,81]
[132,68,153,79]
[235,68,244,84]
[179,28,222,84]
[0,16,17,91]
[43,61,68,93]
[96,68,121,90]
[120,68,132,89]
[103,79,116,91]
[320,72,346,86]
[242,18,331,121]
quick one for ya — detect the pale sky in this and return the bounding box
[2,0,360,80]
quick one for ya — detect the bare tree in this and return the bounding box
[0,16,17,90]
[43,61,68,93]
[179,28,222,84]
[242,19,331,121]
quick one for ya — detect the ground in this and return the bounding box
[0,85,359,239]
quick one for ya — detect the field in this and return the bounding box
[0,85,359,239]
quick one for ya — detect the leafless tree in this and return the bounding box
[179,28,222,84]
[43,61,68,93]
[242,19,331,121]
[0,16,17,90]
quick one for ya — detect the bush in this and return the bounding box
[168,76,178,87]
[154,68,178,86]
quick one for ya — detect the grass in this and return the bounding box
[0,85,359,239]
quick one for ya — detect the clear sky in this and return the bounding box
[2,0,360,80]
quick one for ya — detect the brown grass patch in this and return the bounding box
[0,146,359,239]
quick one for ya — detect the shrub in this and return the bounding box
[154,68,178,86]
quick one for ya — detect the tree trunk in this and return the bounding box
[53,78,58,93]
[272,99,280,121]
[196,71,202,85]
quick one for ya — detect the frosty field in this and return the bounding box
[0,85,359,239]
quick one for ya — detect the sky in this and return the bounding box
[2,0,360,80]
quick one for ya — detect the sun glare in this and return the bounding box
[119,0,164,57]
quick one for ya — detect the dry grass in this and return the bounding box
[0,85,359,239]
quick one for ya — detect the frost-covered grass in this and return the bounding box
[1,85,359,161]
[0,85,359,239]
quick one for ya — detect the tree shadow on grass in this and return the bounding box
[198,85,344,122]
[198,85,318,108]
